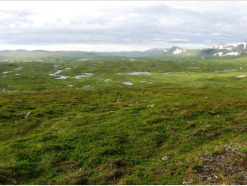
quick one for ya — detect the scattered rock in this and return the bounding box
[162,156,169,161]
[188,131,198,136]
[195,146,247,184]
[117,98,123,102]
[232,149,247,158]
[213,146,225,155]
[182,181,192,185]
[17,113,24,116]
[148,104,157,107]
[25,111,31,119]
[207,132,220,138]
[13,179,17,184]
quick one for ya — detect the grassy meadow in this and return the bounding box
[1,55,247,184]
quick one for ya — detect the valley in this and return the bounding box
[1,43,247,184]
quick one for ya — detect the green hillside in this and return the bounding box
[1,56,247,184]
[152,47,202,60]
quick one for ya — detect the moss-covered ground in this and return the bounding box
[1,57,247,184]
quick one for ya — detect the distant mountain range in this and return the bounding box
[105,41,247,58]
[100,48,168,57]
[1,41,247,60]
[152,41,247,60]
[0,49,28,52]
[213,42,247,50]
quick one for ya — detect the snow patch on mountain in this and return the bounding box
[218,52,224,56]
[213,42,247,50]
[213,52,240,57]
[173,48,183,54]
[225,52,239,56]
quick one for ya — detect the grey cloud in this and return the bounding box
[1,2,247,49]
[136,4,173,15]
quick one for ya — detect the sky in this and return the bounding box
[0,1,247,51]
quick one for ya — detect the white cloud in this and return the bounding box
[167,39,189,42]
[0,43,157,52]
[160,18,186,25]
[0,1,247,51]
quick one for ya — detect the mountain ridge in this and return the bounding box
[1,41,247,59]
[213,41,247,50]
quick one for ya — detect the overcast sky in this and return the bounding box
[0,1,247,51]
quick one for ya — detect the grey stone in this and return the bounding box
[162,156,169,161]
[148,104,157,107]
[25,111,31,119]
[182,181,192,185]
[13,179,17,184]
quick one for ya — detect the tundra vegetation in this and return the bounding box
[1,52,247,184]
